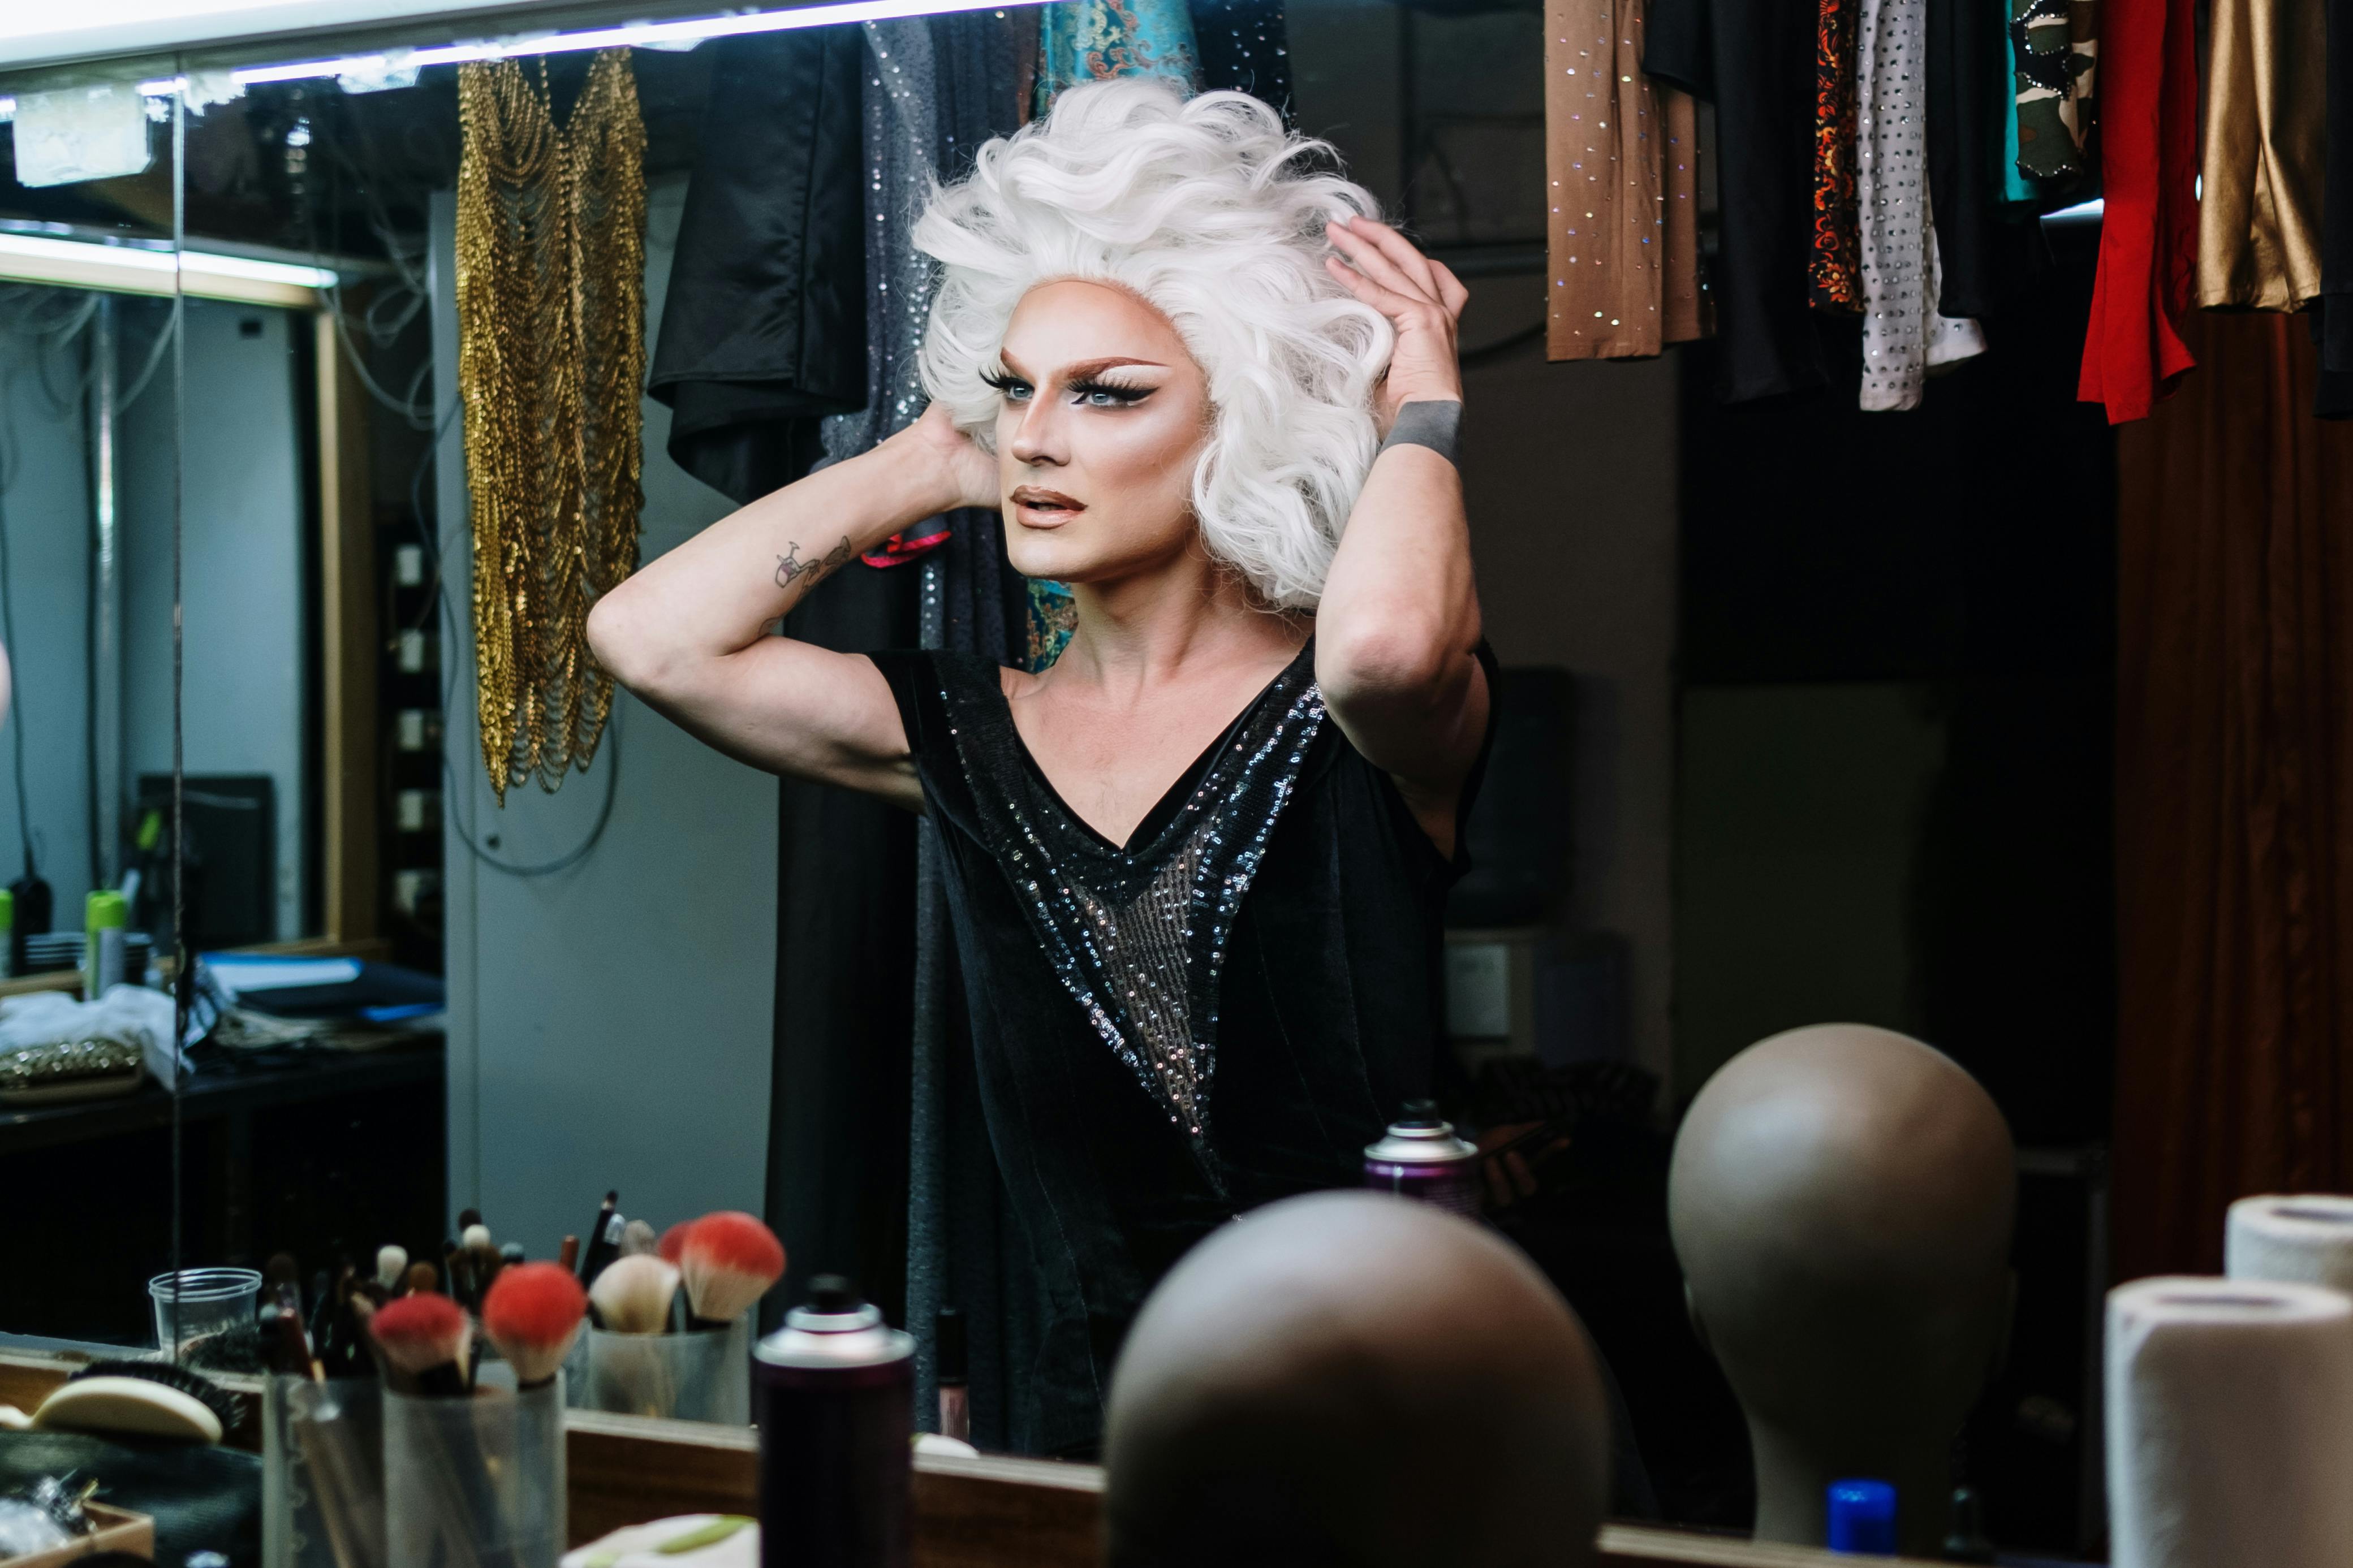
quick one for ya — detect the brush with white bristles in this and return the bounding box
[588,1254,679,1334]
[679,1212,787,1330]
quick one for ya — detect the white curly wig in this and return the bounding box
[913,77,1395,611]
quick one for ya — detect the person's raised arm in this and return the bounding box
[1312,215,1488,841]
[585,404,998,805]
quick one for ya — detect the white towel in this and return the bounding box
[2106,1276,2353,1568]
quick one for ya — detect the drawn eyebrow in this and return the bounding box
[996,352,1169,382]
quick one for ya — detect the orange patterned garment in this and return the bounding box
[1808,0,1863,310]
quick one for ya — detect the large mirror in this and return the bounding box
[0,1,2114,1560]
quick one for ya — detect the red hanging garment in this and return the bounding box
[2077,0,2199,421]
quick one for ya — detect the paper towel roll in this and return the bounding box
[2107,1276,2353,1568]
[2226,1194,2353,1292]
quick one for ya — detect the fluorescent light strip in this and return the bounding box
[0,231,337,290]
[110,0,1053,95]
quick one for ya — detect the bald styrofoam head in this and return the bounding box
[1103,1190,1609,1568]
[1669,1024,2015,1440]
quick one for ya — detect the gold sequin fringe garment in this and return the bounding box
[457,50,647,802]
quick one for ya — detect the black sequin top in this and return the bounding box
[869,638,1497,1457]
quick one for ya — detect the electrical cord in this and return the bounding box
[0,438,36,883]
[407,390,622,877]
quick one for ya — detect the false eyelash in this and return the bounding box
[1066,378,1153,404]
[979,367,1028,394]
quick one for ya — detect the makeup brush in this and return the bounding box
[679,1212,787,1330]
[588,1254,680,1334]
[265,1252,302,1314]
[579,1192,622,1286]
[619,1219,658,1258]
[406,1262,440,1296]
[481,1264,588,1389]
[375,1245,408,1298]
[370,1293,472,1397]
[657,1224,691,1265]
[558,1235,580,1274]
[464,1223,502,1303]
[443,1240,475,1310]
[458,1208,483,1232]
[501,1242,527,1267]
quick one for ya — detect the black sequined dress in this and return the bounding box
[868,638,1496,1457]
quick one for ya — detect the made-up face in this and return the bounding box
[988,279,1212,589]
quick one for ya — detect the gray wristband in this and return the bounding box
[1376,399,1463,468]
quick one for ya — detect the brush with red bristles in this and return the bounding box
[370,1291,473,1397]
[679,1212,786,1331]
[481,1263,588,1390]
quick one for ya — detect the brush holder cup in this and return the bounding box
[383,1380,565,1568]
[267,1376,386,1568]
[149,1267,262,1360]
[578,1320,749,1424]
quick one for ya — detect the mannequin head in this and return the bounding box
[915,77,1393,609]
[1669,1025,2014,1555]
[1103,1191,1610,1568]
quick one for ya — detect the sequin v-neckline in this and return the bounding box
[932,641,1329,1161]
[989,640,1317,859]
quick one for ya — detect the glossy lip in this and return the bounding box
[1009,485,1085,528]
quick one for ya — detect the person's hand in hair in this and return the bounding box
[908,400,1003,513]
[1322,214,1467,434]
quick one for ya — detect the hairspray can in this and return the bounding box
[753,1276,915,1568]
[1363,1100,1482,1218]
[84,889,127,999]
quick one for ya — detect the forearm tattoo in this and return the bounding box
[775,535,856,592]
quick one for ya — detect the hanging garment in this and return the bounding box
[869,639,1499,1456]
[647,29,869,506]
[2318,0,2353,414]
[1647,0,1828,399]
[2011,0,2098,182]
[1856,0,1986,409]
[2113,310,2353,1277]
[1186,0,1291,105]
[2196,0,2328,309]
[455,51,646,801]
[2001,22,2067,206]
[1545,0,1709,358]
[1925,0,2047,314]
[2077,0,2195,421]
[1035,0,1201,116]
[1809,0,1864,312]
[786,9,1039,1452]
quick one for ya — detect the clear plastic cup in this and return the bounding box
[383,1380,564,1568]
[578,1320,748,1424]
[268,1376,386,1568]
[149,1267,262,1360]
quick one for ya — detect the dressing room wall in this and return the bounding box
[433,176,781,1250]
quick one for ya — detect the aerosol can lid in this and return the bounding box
[1363,1100,1479,1165]
[754,1275,913,1370]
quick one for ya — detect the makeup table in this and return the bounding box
[0,1036,445,1344]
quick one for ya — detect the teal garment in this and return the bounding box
[1034,0,1202,117]
[2002,25,2055,204]
[1023,0,1204,668]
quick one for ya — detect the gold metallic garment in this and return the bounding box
[456,51,647,801]
[2197,0,2327,309]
